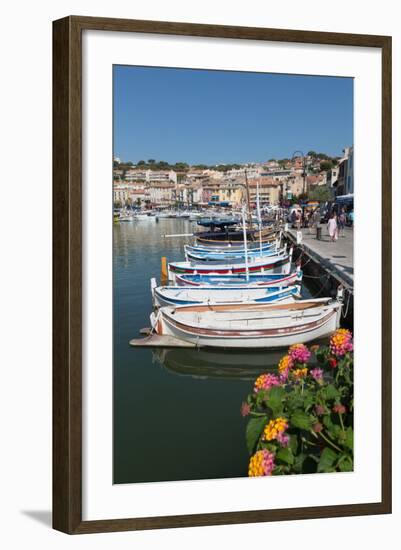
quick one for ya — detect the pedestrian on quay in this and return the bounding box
[327,212,338,242]
[309,208,320,234]
[295,210,302,230]
[338,207,346,237]
[304,210,310,230]
[348,209,354,227]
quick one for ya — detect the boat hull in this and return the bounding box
[187,240,277,254]
[152,301,342,349]
[153,285,299,308]
[185,247,284,263]
[175,270,302,288]
[168,254,291,283]
[195,228,277,245]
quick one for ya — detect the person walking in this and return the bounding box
[327,212,338,242]
[309,208,320,234]
[348,209,354,227]
[295,210,302,230]
[338,207,346,237]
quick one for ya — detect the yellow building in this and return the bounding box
[217,184,245,206]
[249,179,281,205]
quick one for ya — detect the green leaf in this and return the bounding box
[266,386,285,414]
[302,390,315,411]
[318,447,338,473]
[290,410,313,430]
[277,447,294,465]
[293,452,307,473]
[289,434,298,455]
[246,416,267,455]
[338,455,353,472]
[323,414,334,430]
[344,427,354,451]
[286,392,304,412]
[324,384,340,401]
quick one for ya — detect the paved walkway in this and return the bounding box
[287,226,354,289]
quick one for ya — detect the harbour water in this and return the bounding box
[113,218,314,484]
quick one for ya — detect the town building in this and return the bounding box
[335,146,354,196]
[148,183,176,206]
[123,169,177,185]
[249,178,281,205]
[124,169,148,182]
[113,185,129,205]
[148,170,177,185]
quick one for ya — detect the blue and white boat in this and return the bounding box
[187,239,278,254]
[184,243,286,264]
[151,279,301,308]
[175,268,302,288]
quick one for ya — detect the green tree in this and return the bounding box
[320,160,334,172]
[308,185,332,201]
[137,160,146,166]
[174,162,189,171]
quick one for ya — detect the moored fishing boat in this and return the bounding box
[118,212,135,222]
[195,225,277,245]
[167,249,293,283]
[175,268,302,288]
[187,238,279,253]
[150,298,342,349]
[134,212,152,220]
[151,281,300,308]
[184,243,286,263]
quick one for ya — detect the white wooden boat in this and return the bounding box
[175,268,302,288]
[134,212,152,220]
[186,240,278,255]
[152,282,300,308]
[168,249,292,283]
[184,243,286,263]
[150,299,342,349]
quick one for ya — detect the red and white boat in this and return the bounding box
[150,298,343,349]
[168,249,292,283]
[175,268,302,288]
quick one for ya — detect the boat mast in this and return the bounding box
[244,169,253,231]
[241,205,250,281]
[256,181,262,255]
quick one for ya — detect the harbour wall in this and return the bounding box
[285,230,354,329]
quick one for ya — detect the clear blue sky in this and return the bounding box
[113,65,353,165]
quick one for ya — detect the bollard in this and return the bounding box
[316,226,322,240]
[160,256,168,285]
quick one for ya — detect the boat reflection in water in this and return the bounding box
[152,343,324,381]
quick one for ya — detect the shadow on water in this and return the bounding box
[154,348,290,381]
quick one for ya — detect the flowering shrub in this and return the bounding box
[241,329,354,476]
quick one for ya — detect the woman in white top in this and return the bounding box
[327,212,338,242]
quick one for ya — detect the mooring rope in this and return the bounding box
[341,289,352,318]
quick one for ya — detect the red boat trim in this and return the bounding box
[169,256,289,274]
[175,272,298,287]
[162,309,336,338]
